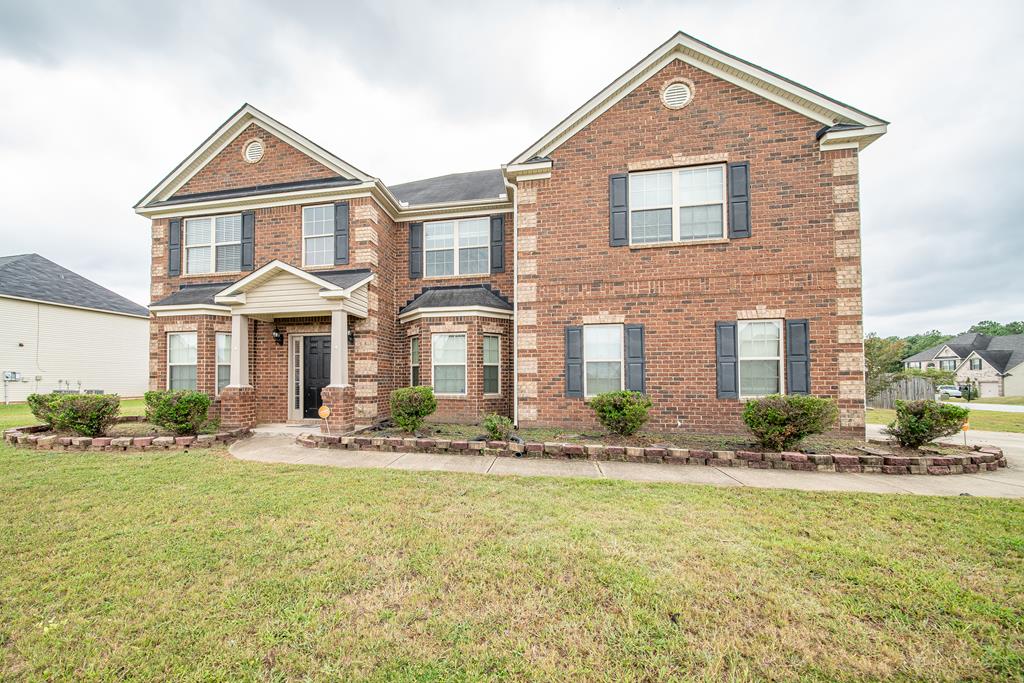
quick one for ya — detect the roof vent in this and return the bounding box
[242,139,265,164]
[661,80,693,110]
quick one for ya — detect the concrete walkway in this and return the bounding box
[231,434,1024,499]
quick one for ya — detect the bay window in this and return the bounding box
[184,215,242,274]
[432,333,466,394]
[424,218,489,277]
[583,325,623,397]
[483,335,500,394]
[410,337,421,385]
[216,333,231,394]
[738,320,782,397]
[629,164,726,245]
[168,332,197,391]
[302,204,335,266]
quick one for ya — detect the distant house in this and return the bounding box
[902,332,1024,397]
[0,254,149,403]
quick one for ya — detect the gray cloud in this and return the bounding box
[0,0,1020,336]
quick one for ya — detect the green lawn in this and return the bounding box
[867,407,1024,433]
[1,446,1021,680]
[0,398,145,432]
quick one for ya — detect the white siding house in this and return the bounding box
[0,254,149,403]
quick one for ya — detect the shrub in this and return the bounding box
[27,393,120,437]
[882,399,969,448]
[741,394,838,451]
[390,386,437,433]
[144,390,212,436]
[590,391,652,436]
[482,413,514,441]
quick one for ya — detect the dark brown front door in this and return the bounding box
[303,335,331,418]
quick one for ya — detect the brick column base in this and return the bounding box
[219,386,256,428]
[320,385,355,434]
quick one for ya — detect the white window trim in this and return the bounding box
[167,331,198,391]
[483,334,501,396]
[184,214,242,275]
[628,163,728,246]
[939,359,958,371]
[737,319,785,398]
[410,337,421,386]
[431,332,467,396]
[301,203,335,268]
[583,324,624,398]
[423,217,490,278]
[215,332,231,395]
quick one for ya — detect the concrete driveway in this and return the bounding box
[232,433,1024,499]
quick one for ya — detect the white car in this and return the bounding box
[937,385,962,398]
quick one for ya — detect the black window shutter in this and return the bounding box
[240,210,255,271]
[727,162,751,239]
[624,324,646,393]
[490,214,505,273]
[565,326,583,397]
[334,201,350,266]
[716,321,739,399]
[167,218,182,277]
[409,222,423,279]
[609,173,629,246]
[786,319,811,395]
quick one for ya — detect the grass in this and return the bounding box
[1,446,1022,680]
[948,396,1024,406]
[0,398,145,432]
[867,407,1024,433]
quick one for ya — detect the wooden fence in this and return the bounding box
[868,376,935,409]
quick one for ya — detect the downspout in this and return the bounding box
[502,169,519,427]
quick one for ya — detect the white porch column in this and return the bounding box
[228,313,250,387]
[329,309,348,387]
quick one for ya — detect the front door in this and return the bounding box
[303,335,331,418]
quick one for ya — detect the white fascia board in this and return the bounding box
[136,182,378,219]
[511,32,887,164]
[318,273,375,300]
[0,294,150,320]
[818,124,888,151]
[503,160,554,184]
[398,305,513,323]
[149,304,231,317]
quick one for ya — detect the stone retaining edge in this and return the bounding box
[3,422,250,452]
[295,434,1006,475]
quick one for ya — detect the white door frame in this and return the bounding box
[288,332,334,422]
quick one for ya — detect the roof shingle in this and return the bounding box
[0,254,149,317]
[400,285,512,314]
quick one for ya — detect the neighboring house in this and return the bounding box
[0,254,149,403]
[903,332,1024,397]
[134,31,886,435]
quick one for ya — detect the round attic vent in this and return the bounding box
[242,138,265,164]
[661,80,693,109]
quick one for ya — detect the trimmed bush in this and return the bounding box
[390,386,437,433]
[144,390,212,436]
[590,391,652,436]
[883,399,969,448]
[27,393,120,437]
[482,413,514,441]
[742,394,838,451]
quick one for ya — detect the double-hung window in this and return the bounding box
[410,337,421,385]
[432,333,466,394]
[184,215,242,274]
[424,218,489,277]
[216,333,231,394]
[583,325,623,397]
[168,332,197,391]
[483,335,500,395]
[302,204,335,266]
[737,320,783,397]
[969,358,982,370]
[629,164,726,245]
[939,359,957,371]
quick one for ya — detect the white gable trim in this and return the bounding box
[398,305,514,323]
[214,260,366,301]
[136,104,372,209]
[934,345,961,359]
[511,31,887,164]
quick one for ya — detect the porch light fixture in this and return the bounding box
[347,329,355,345]
[271,327,284,345]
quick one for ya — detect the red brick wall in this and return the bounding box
[148,314,232,417]
[514,59,865,436]
[173,122,339,197]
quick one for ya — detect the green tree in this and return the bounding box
[903,367,956,389]
[901,330,951,359]
[968,320,1024,336]
[864,334,906,399]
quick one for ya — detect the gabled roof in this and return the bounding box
[399,284,513,315]
[135,103,373,209]
[388,169,506,206]
[904,333,991,363]
[511,30,888,164]
[0,253,149,318]
[905,332,1024,374]
[150,265,373,308]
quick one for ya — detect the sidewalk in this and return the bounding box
[231,435,1024,499]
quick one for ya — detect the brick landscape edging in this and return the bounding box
[3,418,250,452]
[296,434,1007,476]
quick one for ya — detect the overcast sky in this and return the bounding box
[0,0,1020,336]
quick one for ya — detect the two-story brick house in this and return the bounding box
[136,32,886,436]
